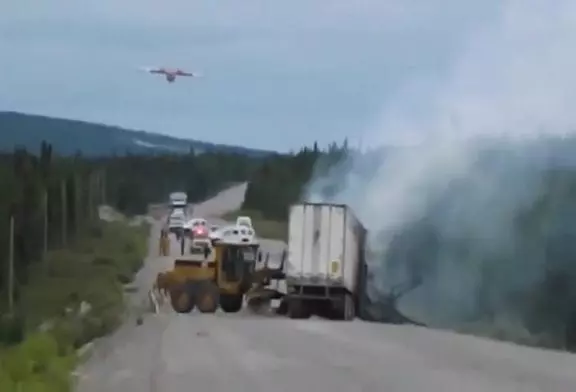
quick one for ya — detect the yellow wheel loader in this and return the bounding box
[159,233,264,314]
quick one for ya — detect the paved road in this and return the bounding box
[77,183,576,392]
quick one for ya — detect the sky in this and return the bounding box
[1,0,501,152]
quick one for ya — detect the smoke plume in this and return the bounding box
[306,0,576,339]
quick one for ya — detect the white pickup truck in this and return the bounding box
[210,224,256,244]
[167,208,186,235]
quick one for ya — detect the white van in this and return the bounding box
[167,208,186,234]
[235,216,252,229]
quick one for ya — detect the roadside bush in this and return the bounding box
[0,331,76,392]
[7,219,146,356]
[0,218,147,391]
[0,313,25,346]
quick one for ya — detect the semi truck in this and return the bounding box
[166,191,188,239]
[282,202,367,320]
[169,192,187,208]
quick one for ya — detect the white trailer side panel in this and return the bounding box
[287,203,364,294]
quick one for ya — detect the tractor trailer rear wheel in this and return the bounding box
[220,294,243,313]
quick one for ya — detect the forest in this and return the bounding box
[0,141,153,390]
[0,142,106,303]
[241,141,348,220]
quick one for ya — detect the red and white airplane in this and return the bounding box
[140,66,202,83]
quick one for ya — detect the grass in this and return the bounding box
[221,209,287,241]
[0,219,149,391]
[0,331,76,391]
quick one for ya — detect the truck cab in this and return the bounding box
[169,191,188,209]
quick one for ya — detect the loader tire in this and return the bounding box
[220,294,243,313]
[196,281,220,313]
[288,299,311,319]
[170,284,195,314]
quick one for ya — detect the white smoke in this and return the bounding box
[306,0,576,328]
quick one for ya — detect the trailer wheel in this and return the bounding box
[220,294,243,313]
[170,284,195,314]
[196,281,220,313]
[288,299,311,319]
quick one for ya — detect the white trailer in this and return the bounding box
[284,203,367,320]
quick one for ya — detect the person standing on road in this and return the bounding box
[159,228,169,256]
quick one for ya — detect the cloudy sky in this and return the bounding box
[1,0,500,151]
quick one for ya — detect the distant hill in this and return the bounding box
[0,111,275,157]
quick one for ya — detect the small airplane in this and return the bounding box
[140,66,202,83]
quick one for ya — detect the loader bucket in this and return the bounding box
[246,288,284,313]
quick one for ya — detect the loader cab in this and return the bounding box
[213,234,260,294]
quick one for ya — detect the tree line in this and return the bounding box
[0,142,107,312]
[242,141,349,220]
[95,150,262,215]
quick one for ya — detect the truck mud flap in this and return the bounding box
[246,288,284,314]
